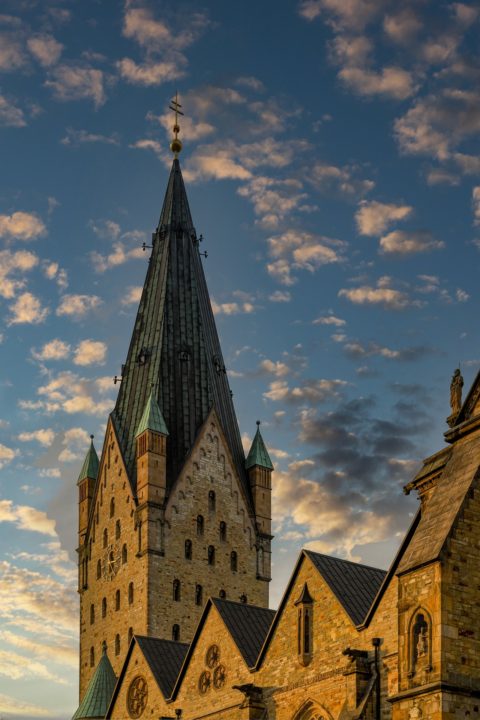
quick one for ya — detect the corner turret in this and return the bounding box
[72,641,116,720]
[246,421,273,581]
[78,436,99,546]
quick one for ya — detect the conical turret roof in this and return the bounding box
[245,422,273,470]
[77,437,99,485]
[135,390,169,437]
[112,158,250,503]
[72,643,117,719]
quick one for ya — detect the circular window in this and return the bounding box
[198,670,211,694]
[213,663,226,689]
[127,675,148,718]
[205,643,220,668]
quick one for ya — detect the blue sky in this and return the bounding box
[0,0,479,716]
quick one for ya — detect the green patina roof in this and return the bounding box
[77,438,99,484]
[72,643,117,719]
[135,391,169,437]
[245,423,273,470]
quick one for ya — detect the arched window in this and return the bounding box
[90,646,95,667]
[196,515,204,537]
[219,589,226,599]
[96,559,101,579]
[219,521,227,541]
[122,544,127,564]
[103,528,108,549]
[115,634,120,656]
[195,584,203,606]
[102,597,107,618]
[128,627,133,644]
[128,582,134,604]
[208,545,215,566]
[208,490,216,511]
[185,539,192,560]
[173,579,181,601]
[115,519,121,540]
[115,589,120,611]
[294,582,313,666]
[109,497,115,518]
[230,550,238,572]
[90,604,95,625]
[172,624,180,642]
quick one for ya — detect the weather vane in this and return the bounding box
[169,91,184,157]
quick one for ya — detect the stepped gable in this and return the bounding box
[305,550,387,626]
[112,158,249,502]
[212,598,276,667]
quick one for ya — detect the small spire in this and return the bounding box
[135,390,169,437]
[169,91,184,157]
[77,437,99,484]
[245,421,273,471]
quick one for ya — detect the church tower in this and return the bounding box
[75,102,273,702]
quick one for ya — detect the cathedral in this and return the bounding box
[72,112,480,720]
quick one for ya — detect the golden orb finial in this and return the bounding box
[168,91,184,157]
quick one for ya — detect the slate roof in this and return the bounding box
[213,598,275,666]
[305,550,387,626]
[72,645,116,719]
[112,158,250,505]
[245,423,273,470]
[77,438,99,484]
[135,391,169,437]
[136,636,188,698]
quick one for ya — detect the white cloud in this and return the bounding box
[0,443,16,468]
[338,281,413,310]
[90,241,144,272]
[379,230,444,255]
[269,290,291,303]
[259,359,290,377]
[18,429,55,447]
[8,292,49,325]
[23,371,114,417]
[89,218,121,240]
[117,57,181,86]
[38,468,61,478]
[0,500,56,536]
[27,34,63,67]
[339,65,416,99]
[45,65,106,107]
[298,0,384,30]
[0,691,50,717]
[73,339,107,366]
[61,127,120,146]
[473,187,480,226]
[211,299,255,315]
[355,200,413,236]
[0,211,46,241]
[121,286,143,305]
[383,9,422,44]
[0,33,26,71]
[32,339,71,361]
[56,294,102,318]
[264,378,347,403]
[266,230,346,285]
[0,93,26,127]
[308,161,374,196]
[0,249,38,299]
[313,315,346,326]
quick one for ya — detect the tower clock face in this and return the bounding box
[102,544,120,580]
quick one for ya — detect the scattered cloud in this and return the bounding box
[211,299,255,315]
[266,230,346,285]
[269,290,291,303]
[20,371,114,417]
[258,359,291,378]
[473,186,480,225]
[0,32,26,72]
[18,429,55,447]
[0,211,46,242]
[121,286,143,305]
[56,294,102,319]
[8,292,49,325]
[355,200,413,236]
[72,339,107,366]
[117,58,181,86]
[264,378,347,403]
[0,500,56,536]
[0,93,26,127]
[61,127,120,146]
[339,65,416,100]
[0,249,38,299]
[0,443,16,469]
[45,65,106,107]
[313,315,346,326]
[379,229,444,255]
[307,160,374,197]
[90,241,144,272]
[339,278,415,310]
[0,691,50,717]
[27,34,63,67]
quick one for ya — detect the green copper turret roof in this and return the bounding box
[77,437,99,485]
[135,391,169,437]
[112,158,251,506]
[72,643,117,719]
[245,422,273,470]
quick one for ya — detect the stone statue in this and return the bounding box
[450,368,464,415]
[416,626,428,658]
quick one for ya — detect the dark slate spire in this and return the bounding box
[72,642,116,719]
[245,422,273,471]
[112,159,249,502]
[77,436,99,485]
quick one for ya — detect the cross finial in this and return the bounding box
[169,91,184,157]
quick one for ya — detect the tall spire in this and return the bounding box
[113,103,249,502]
[77,436,99,484]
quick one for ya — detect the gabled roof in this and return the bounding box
[212,598,275,666]
[135,636,188,698]
[245,423,273,470]
[135,391,169,437]
[72,644,116,719]
[112,158,250,503]
[305,551,386,626]
[77,437,99,484]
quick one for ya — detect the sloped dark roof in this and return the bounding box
[77,438,99,484]
[72,644,116,719]
[305,550,387,626]
[213,598,275,667]
[245,423,273,470]
[112,158,250,505]
[136,636,188,698]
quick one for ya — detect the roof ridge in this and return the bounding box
[135,634,189,647]
[212,596,275,612]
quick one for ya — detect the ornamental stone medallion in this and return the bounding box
[127,675,148,718]
[198,644,226,694]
